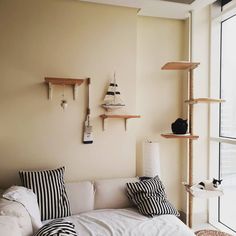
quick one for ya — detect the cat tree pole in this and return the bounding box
[188,68,194,228]
[188,12,194,227]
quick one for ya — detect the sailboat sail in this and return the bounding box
[102,73,125,110]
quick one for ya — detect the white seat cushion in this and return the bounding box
[65,181,94,215]
[94,177,138,209]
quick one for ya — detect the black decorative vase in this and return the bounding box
[171,118,188,134]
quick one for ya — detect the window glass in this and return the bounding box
[220,15,236,138]
[219,143,236,232]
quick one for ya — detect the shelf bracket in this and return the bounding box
[102,117,106,131]
[125,118,128,131]
[48,82,53,100]
[45,77,84,100]
[74,84,78,100]
[100,115,140,131]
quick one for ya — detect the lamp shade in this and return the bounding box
[142,141,161,178]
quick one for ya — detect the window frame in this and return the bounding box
[209,1,236,234]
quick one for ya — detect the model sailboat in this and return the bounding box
[102,72,125,111]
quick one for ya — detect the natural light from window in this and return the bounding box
[219,14,236,233]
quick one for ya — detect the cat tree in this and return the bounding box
[161,61,225,228]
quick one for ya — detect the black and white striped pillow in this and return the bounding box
[126,176,179,217]
[34,219,77,236]
[19,167,71,221]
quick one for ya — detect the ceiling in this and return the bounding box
[80,0,217,19]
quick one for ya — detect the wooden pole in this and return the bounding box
[188,69,194,228]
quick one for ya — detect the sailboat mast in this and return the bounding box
[113,72,116,104]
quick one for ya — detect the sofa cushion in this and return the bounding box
[0,198,33,236]
[19,167,71,221]
[94,177,138,209]
[126,176,179,217]
[65,181,94,215]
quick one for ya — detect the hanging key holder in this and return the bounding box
[83,78,93,144]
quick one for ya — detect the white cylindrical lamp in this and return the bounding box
[142,141,161,178]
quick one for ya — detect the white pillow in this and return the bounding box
[0,215,21,236]
[94,177,138,209]
[0,198,33,236]
[65,181,95,215]
[3,186,42,232]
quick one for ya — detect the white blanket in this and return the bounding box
[62,208,195,236]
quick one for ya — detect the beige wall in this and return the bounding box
[0,0,138,187]
[0,0,186,212]
[136,16,185,210]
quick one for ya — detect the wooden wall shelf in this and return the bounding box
[45,77,85,100]
[100,114,141,131]
[161,61,200,70]
[161,133,199,140]
[185,98,225,104]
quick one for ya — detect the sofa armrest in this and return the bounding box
[0,215,22,236]
[0,198,33,236]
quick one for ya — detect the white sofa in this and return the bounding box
[0,177,195,236]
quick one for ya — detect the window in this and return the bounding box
[210,2,236,234]
[220,15,236,139]
[218,14,236,233]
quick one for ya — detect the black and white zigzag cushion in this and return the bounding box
[126,175,179,217]
[19,167,71,221]
[34,219,77,236]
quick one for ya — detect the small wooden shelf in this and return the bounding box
[161,61,200,70]
[161,133,199,140]
[45,77,84,85]
[100,114,141,131]
[45,77,85,100]
[185,98,225,104]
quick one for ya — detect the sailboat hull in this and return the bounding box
[102,104,125,111]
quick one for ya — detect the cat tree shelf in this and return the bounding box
[161,61,200,70]
[185,98,225,104]
[183,183,224,198]
[45,77,84,100]
[100,114,141,131]
[161,133,199,140]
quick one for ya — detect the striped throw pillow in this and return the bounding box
[126,176,179,217]
[19,167,71,221]
[34,219,77,236]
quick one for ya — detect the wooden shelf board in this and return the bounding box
[100,114,141,119]
[45,77,84,85]
[185,98,225,104]
[161,61,200,70]
[161,133,199,140]
[100,114,140,131]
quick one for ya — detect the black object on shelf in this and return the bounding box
[171,118,188,134]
